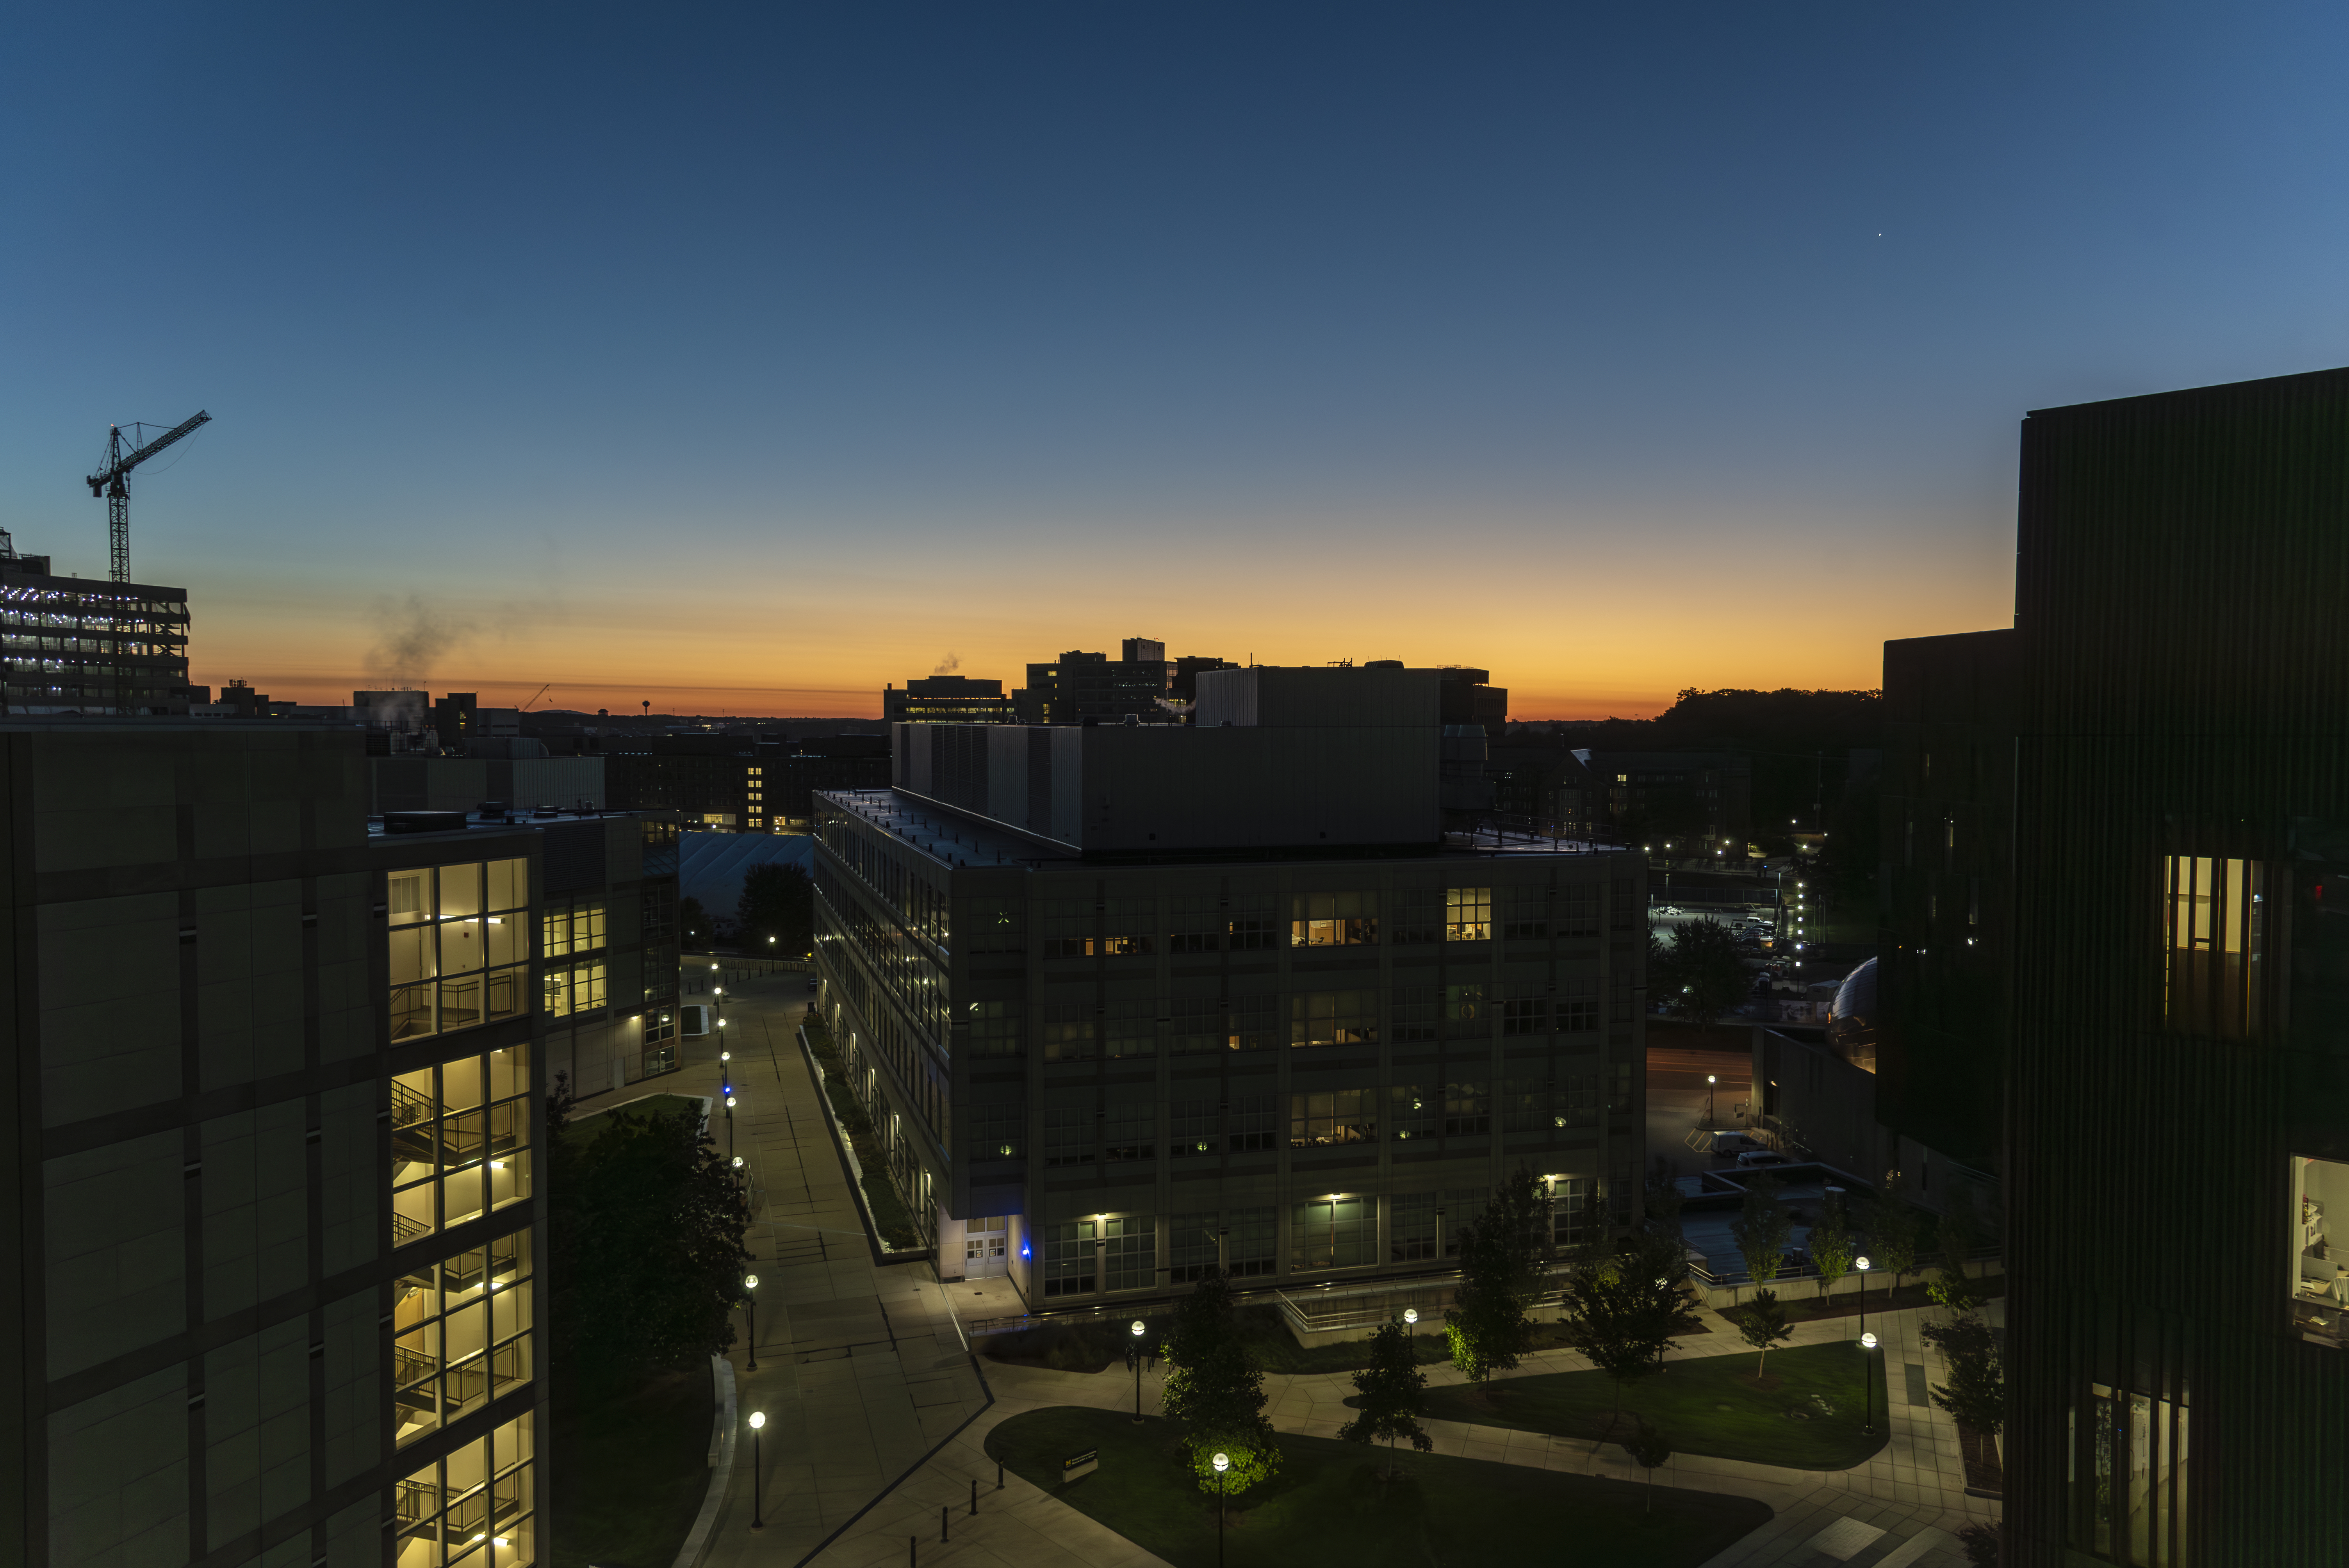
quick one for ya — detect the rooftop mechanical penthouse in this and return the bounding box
[809,666,1649,1303]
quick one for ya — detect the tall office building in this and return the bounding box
[2002,367,2349,1563]
[882,677,1012,725]
[0,538,193,716]
[1010,645,1172,725]
[0,723,583,1568]
[813,665,1647,1297]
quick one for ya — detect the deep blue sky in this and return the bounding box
[5,3,2343,713]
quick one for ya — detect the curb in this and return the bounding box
[671,1353,738,1568]
[793,1025,933,1268]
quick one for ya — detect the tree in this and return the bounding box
[1862,1186,1923,1297]
[1730,1176,1794,1288]
[1921,1311,2005,1436]
[1336,1320,1432,1477]
[1642,1165,1686,1248]
[1160,1268,1281,1493]
[679,896,710,947]
[1444,1166,1554,1389]
[1559,1232,1690,1436]
[1810,1189,1855,1300]
[1624,1420,1674,1513]
[736,862,813,953]
[1653,918,1749,1034]
[546,1075,752,1400]
[1731,1288,1795,1380]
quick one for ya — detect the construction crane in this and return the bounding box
[86,410,210,583]
[519,683,552,711]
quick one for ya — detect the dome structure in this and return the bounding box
[1824,956,1878,1072]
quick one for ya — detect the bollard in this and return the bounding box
[996,1460,1004,1490]
[909,1537,915,1566]
[941,1503,949,1542]
[970,1476,978,1516]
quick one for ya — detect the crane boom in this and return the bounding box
[85,409,210,583]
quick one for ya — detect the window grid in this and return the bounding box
[390,859,530,1042]
[391,1046,532,1247]
[393,1231,533,1448]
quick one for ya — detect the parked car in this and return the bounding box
[1734,1149,1793,1169]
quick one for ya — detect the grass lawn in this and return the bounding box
[985,1406,1768,1568]
[1410,1342,1888,1471]
[549,1367,714,1568]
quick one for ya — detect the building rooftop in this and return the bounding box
[369,805,657,839]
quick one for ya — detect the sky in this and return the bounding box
[6,3,2348,718]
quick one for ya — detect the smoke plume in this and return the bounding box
[367,595,474,689]
[933,651,961,675]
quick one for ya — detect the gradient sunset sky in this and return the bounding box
[7,4,2347,718]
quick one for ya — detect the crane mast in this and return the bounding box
[86,410,210,583]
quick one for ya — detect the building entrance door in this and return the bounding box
[964,1217,1009,1277]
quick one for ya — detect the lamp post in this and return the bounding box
[1212,1452,1230,1566]
[1130,1320,1146,1424]
[1859,1332,1878,1438]
[725,1093,737,1159]
[748,1411,766,1528]
[1705,1074,1718,1126]
[1403,1305,1418,1350]
[1855,1255,1871,1341]
[743,1274,760,1372]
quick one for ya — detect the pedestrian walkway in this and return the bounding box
[662,971,1994,1568]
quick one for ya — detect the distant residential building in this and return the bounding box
[1589,751,1751,848]
[1486,732,1602,839]
[0,538,194,715]
[1436,666,1508,733]
[884,675,1012,725]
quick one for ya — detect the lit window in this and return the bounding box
[1289,890,1378,947]
[395,1411,535,1568]
[392,1232,534,1447]
[390,860,529,1042]
[1444,887,1491,942]
[391,1046,533,1246]
[2162,855,2267,1038]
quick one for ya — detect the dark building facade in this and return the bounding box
[2004,366,2349,1564]
[1589,751,1752,850]
[1875,629,2016,1177]
[883,677,1012,725]
[602,734,889,829]
[1011,646,1172,724]
[1486,733,1601,839]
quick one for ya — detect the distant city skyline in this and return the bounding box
[8,4,2345,717]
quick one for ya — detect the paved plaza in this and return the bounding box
[624,967,1997,1568]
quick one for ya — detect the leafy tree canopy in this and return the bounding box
[736,862,813,953]
[1730,1177,1794,1286]
[1337,1320,1433,1467]
[1444,1166,1554,1386]
[1653,917,1750,1030]
[1160,1268,1281,1493]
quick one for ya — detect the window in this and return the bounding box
[542,961,606,1019]
[1041,1220,1096,1297]
[1168,1099,1218,1158]
[1444,1079,1490,1136]
[1444,1187,1488,1257]
[1226,1207,1277,1277]
[2163,854,2268,1039]
[966,900,1024,955]
[1103,1215,1156,1291]
[1102,898,1155,957]
[390,859,530,1042]
[1553,1177,1599,1248]
[1501,991,1547,1036]
[1556,883,1600,938]
[1169,997,1222,1055]
[1105,998,1157,1059]
[1042,1103,1095,1167]
[1169,1212,1218,1282]
[1292,1197,1374,1271]
[1040,1001,1096,1062]
[2071,1384,2189,1563]
[540,900,605,959]
[1445,887,1491,942]
[1227,893,1278,951]
[969,1102,1024,1161]
[1392,887,1441,944]
[1040,898,1093,959]
[1289,1089,1378,1148]
[1105,1100,1155,1163]
[1228,993,1277,1051]
[2291,1154,2349,1347]
[393,1231,533,1447]
[1445,984,1486,1035]
[391,1046,532,1247]
[1502,888,1547,941]
[1390,1193,1438,1262]
[1169,896,1221,954]
[395,1413,534,1568]
[1557,1073,1599,1128]
[1558,979,1598,1034]
[1500,1078,1549,1132]
[1228,1095,1277,1153]
[1390,1084,1437,1141]
[1290,891,1378,947]
[1392,985,1438,1044]
[967,1001,1023,1058]
[1291,990,1378,1048]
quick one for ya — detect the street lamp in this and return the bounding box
[747,1411,766,1528]
[725,1093,738,1158]
[1212,1452,1230,1566]
[743,1274,760,1372]
[1859,1332,1879,1438]
[1130,1320,1146,1424]
[1705,1074,1718,1126]
[1855,1256,1871,1340]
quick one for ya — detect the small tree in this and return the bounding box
[1444,1166,1553,1390]
[1655,918,1748,1035]
[1732,1288,1795,1379]
[1864,1187,1923,1297]
[1921,1311,2005,1436]
[1642,1166,1686,1247]
[1160,1268,1281,1493]
[1560,1234,1688,1438]
[1624,1420,1673,1513]
[1730,1176,1794,1288]
[1810,1189,1855,1300]
[1336,1320,1432,1478]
